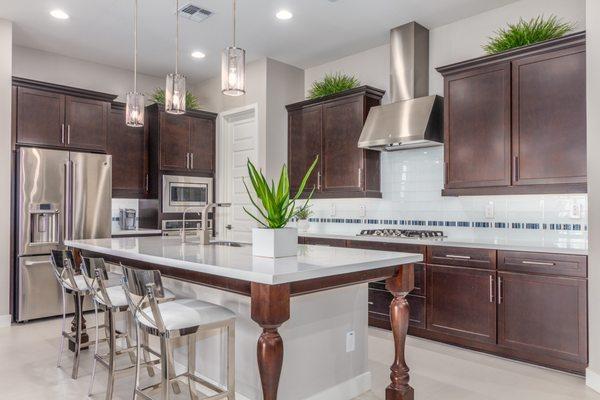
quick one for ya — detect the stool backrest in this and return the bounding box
[121,265,167,333]
[50,250,78,289]
[81,257,112,307]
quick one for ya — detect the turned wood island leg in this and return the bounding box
[250,283,291,400]
[385,264,415,400]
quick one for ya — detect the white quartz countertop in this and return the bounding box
[111,228,163,237]
[300,232,588,255]
[65,236,423,285]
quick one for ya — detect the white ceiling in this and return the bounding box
[1,0,519,83]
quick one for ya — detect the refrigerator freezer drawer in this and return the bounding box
[17,255,92,322]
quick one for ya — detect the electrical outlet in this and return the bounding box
[359,204,366,217]
[329,203,336,217]
[570,203,582,219]
[346,331,355,352]
[485,201,494,219]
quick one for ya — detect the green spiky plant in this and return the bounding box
[483,15,574,55]
[296,205,313,220]
[243,156,319,229]
[308,72,360,99]
[150,88,200,110]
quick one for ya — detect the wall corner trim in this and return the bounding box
[587,368,600,394]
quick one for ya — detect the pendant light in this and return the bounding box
[221,0,245,96]
[165,0,186,114]
[125,0,144,127]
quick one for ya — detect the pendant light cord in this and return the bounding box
[134,0,138,92]
[175,0,179,74]
[233,0,236,47]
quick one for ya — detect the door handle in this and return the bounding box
[317,172,322,190]
[358,167,362,188]
[145,174,149,192]
[190,153,194,169]
[225,224,232,230]
[521,260,555,266]
[24,260,50,267]
[61,124,65,144]
[445,254,471,260]
[513,156,519,181]
[67,125,71,145]
[489,275,494,303]
[497,276,503,304]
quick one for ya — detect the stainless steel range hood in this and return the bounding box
[358,22,443,151]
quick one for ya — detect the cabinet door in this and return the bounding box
[322,96,364,192]
[65,96,109,152]
[427,265,497,344]
[16,87,65,147]
[497,272,587,364]
[512,45,586,185]
[288,105,322,193]
[189,117,215,174]
[160,113,190,171]
[444,63,511,189]
[108,108,147,197]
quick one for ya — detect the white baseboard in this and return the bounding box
[0,314,11,328]
[587,368,600,394]
[305,372,372,400]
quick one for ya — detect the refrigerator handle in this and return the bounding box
[64,161,72,241]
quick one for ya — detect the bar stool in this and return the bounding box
[121,265,236,400]
[50,249,94,379]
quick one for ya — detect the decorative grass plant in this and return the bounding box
[243,156,318,229]
[296,205,312,220]
[483,15,574,55]
[308,72,360,99]
[150,88,200,110]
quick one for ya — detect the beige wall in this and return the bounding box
[13,46,163,101]
[586,0,600,392]
[305,0,586,101]
[0,19,12,326]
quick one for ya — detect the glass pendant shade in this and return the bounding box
[222,46,246,96]
[165,73,186,114]
[125,92,145,127]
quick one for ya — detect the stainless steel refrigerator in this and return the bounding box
[15,147,112,322]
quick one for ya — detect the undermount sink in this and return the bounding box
[210,241,245,247]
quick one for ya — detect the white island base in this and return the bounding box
[164,278,371,400]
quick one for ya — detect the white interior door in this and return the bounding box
[216,104,259,243]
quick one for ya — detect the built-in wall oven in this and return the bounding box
[162,175,213,213]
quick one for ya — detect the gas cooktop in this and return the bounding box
[357,229,445,239]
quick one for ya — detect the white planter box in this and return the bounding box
[252,227,298,258]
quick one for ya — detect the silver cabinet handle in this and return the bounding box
[317,171,322,190]
[61,124,65,144]
[368,301,374,305]
[445,254,471,260]
[497,276,503,304]
[358,167,362,188]
[25,260,50,267]
[67,124,71,144]
[513,156,519,181]
[191,153,194,169]
[522,260,555,266]
[489,275,494,303]
[186,153,190,169]
[145,174,149,192]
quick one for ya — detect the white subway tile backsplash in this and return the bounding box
[306,147,588,241]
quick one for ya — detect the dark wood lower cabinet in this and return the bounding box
[426,265,497,344]
[497,271,587,365]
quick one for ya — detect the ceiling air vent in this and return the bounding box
[177,3,214,23]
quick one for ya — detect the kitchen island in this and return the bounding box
[65,236,422,400]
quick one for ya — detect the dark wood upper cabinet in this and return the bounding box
[286,86,385,198]
[16,87,65,147]
[65,96,109,152]
[497,271,587,365]
[160,113,190,172]
[189,117,216,174]
[512,45,587,186]
[108,104,148,198]
[13,77,115,153]
[443,63,511,189]
[427,265,497,344]
[288,105,322,193]
[437,32,587,195]
[146,104,217,176]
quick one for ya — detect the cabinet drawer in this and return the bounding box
[369,263,425,296]
[368,287,392,315]
[427,246,496,269]
[407,294,426,329]
[368,291,425,329]
[303,237,347,247]
[347,240,426,256]
[498,251,587,278]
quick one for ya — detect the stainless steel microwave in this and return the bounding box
[162,175,213,213]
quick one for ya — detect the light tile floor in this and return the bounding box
[1,317,598,400]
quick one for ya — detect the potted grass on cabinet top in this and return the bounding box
[244,156,318,258]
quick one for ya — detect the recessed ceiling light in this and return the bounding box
[276,10,293,20]
[50,9,70,20]
[191,51,206,59]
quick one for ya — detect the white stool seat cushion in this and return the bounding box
[140,299,235,332]
[63,274,89,292]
